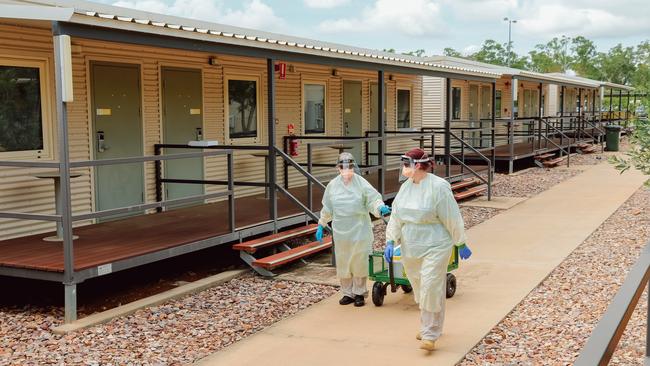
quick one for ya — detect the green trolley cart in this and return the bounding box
[368,245,460,306]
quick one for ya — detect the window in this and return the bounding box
[0,65,44,153]
[227,78,258,139]
[451,87,461,120]
[304,83,325,134]
[495,90,502,118]
[397,89,410,129]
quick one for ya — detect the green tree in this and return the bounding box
[632,41,650,93]
[471,39,509,66]
[610,118,650,186]
[597,44,636,85]
[528,36,573,73]
[571,36,600,79]
[443,47,463,58]
[403,49,426,57]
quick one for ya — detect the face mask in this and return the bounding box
[339,167,355,180]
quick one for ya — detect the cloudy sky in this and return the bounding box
[103,0,649,56]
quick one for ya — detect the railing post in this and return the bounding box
[283,137,289,190]
[266,58,277,231]
[445,78,452,178]
[227,151,235,233]
[52,23,76,324]
[377,70,385,195]
[155,145,163,213]
[307,144,313,211]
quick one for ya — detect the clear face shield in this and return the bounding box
[336,152,360,181]
[399,155,430,182]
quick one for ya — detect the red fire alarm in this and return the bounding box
[274,63,286,80]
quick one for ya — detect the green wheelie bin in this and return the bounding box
[605,125,622,152]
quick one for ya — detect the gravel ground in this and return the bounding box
[0,275,337,365]
[459,187,650,365]
[492,168,583,198]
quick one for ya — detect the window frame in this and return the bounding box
[451,87,462,120]
[0,57,53,160]
[495,90,502,118]
[396,87,412,130]
[302,80,327,135]
[224,72,262,144]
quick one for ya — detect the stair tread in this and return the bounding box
[451,178,480,191]
[233,224,318,254]
[534,153,555,160]
[542,156,567,167]
[252,238,333,269]
[454,185,487,201]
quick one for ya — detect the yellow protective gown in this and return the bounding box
[386,173,466,313]
[319,174,384,278]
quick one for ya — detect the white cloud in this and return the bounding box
[442,0,518,22]
[318,0,446,37]
[304,0,349,9]
[112,0,286,31]
[462,44,480,55]
[516,3,650,39]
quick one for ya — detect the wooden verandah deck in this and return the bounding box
[0,164,487,280]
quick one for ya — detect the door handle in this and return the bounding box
[97,130,109,153]
[195,127,203,141]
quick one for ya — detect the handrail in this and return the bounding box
[575,241,650,365]
[539,118,571,167]
[449,131,492,200]
[275,147,326,191]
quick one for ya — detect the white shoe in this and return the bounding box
[419,340,436,351]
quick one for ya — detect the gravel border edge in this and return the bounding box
[51,269,249,335]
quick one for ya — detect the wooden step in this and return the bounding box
[454,185,487,201]
[233,224,318,254]
[252,238,333,270]
[580,145,596,154]
[534,153,555,160]
[542,156,567,167]
[450,178,480,192]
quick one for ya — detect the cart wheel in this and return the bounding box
[401,285,413,293]
[372,282,385,306]
[446,273,457,298]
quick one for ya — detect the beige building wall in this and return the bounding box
[0,20,422,240]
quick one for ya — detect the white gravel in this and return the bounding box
[459,187,650,365]
[0,275,337,365]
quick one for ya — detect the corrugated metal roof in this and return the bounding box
[425,56,604,89]
[4,0,499,78]
[546,73,634,91]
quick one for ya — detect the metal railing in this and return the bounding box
[575,240,650,365]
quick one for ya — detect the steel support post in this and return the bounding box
[508,77,517,174]
[52,23,77,323]
[377,70,385,195]
[227,152,235,233]
[489,81,496,200]
[266,59,277,232]
[444,78,451,178]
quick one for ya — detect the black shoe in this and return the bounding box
[339,296,355,305]
[354,295,365,307]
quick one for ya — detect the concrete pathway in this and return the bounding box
[196,163,646,366]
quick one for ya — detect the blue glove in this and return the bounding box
[316,225,324,243]
[458,243,472,260]
[379,205,391,216]
[384,240,395,263]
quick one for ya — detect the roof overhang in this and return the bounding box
[4,0,498,81]
[0,4,73,21]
